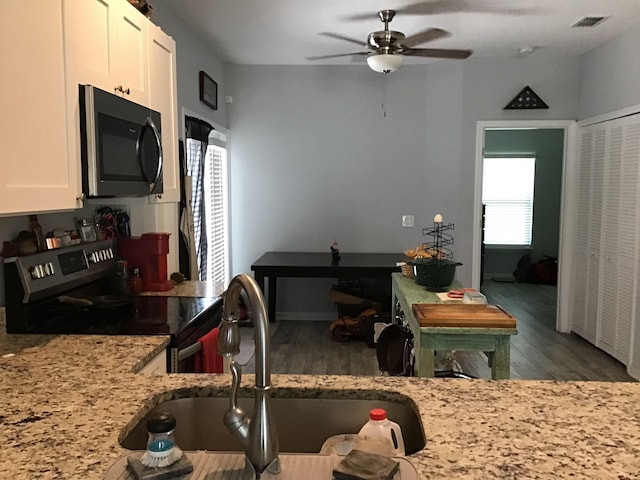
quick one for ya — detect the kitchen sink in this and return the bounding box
[120,394,426,455]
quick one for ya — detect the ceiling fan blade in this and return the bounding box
[401,28,450,48]
[306,52,367,61]
[319,32,367,47]
[404,48,473,59]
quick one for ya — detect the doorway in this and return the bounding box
[472,120,576,333]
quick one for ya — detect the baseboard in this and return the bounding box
[626,363,640,381]
[276,311,337,321]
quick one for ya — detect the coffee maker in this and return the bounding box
[117,233,174,292]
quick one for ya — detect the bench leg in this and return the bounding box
[491,336,511,380]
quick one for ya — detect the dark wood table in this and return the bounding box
[251,252,404,322]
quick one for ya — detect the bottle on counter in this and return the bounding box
[114,260,129,295]
[129,267,142,294]
[28,215,46,252]
[358,408,405,456]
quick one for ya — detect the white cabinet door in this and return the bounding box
[0,1,81,215]
[64,0,148,105]
[113,1,149,105]
[148,25,180,204]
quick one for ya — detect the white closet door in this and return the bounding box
[615,118,640,364]
[598,122,622,355]
[585,128,606,344]
[570,128,593,338]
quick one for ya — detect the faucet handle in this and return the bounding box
[229,360,242,409]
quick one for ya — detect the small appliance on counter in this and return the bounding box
[117,233,174,292]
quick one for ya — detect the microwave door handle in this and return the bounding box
[137,117,164,193]
[146,117,163,193]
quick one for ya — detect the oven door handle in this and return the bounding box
[178,341,202,362]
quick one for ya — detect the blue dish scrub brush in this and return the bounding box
[140,412,184,468]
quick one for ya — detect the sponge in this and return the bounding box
[126,454,193,480]
[332,449,400,480]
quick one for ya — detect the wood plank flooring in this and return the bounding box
[239,281,636,381]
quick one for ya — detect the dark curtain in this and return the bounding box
[183,116,213,281]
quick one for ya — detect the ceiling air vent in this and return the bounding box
[571,16,608,28]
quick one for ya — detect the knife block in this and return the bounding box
[117,233,174,292]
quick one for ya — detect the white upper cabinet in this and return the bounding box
[0,0,178,216]
[148,25,180,204]
[0,1,82,215]
[64,0,149,105]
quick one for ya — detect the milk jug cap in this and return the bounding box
[369,408,387,421]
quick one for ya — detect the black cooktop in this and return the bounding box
[19,295,223,336]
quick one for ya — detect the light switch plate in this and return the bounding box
[402,215,415,227]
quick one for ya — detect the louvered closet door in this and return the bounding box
[614,118,640,364]
[585,128,606,344]
[598,122,622,356]
[570,128,593,339]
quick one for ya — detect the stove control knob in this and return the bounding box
[44,262,55,276]
[30,264,44,279]
[88,252,97,264]
[107,248,114,259]
[99,250,106,261]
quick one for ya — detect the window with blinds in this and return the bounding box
[482,156,536,246]
[203,134,229,295]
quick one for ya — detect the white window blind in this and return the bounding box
[482,156,536,246]
[204,140,229,295]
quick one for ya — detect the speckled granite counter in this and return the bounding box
[2,331,640,480]
[138,280,220,298]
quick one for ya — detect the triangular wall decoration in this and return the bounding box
[504,85,549,110]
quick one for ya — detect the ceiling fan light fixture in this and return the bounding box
[367,53,404,73]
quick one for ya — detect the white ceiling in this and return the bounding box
[162,0,640,66]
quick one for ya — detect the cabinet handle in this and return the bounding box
[114,85,131,95]
[76,193,85,201]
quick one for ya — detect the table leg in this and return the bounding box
[267,275,277,323]
[419,332,436,378]
[491,335,511,380]
[254,272,265,292]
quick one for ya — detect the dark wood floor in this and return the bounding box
[239,281,636,381]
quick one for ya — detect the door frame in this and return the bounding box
[472,120,577,333]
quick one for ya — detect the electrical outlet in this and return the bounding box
[402,215,415,227]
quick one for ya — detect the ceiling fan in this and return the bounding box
[307,9,472,73]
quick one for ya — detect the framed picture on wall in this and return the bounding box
[199,71,217,110]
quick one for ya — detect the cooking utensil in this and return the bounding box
[58,294,135,309]
[412,258,462,289]
[376,324,413,376]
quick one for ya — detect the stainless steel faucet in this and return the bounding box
[217,273,280,475]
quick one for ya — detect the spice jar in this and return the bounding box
[79,218,97,243]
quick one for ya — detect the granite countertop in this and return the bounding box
[138,280,221,298]
[2,326,640,479]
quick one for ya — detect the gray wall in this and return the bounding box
[483,128,565,279]
[225,56,581,316]
[579,24,640,120]
[151,0,228,128]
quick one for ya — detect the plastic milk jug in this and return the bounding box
[358,408,406,456]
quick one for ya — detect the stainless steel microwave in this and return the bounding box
[79,85,163,197]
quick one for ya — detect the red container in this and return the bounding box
[117,233,174,292]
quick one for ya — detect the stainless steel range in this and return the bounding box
[3,239,223,372]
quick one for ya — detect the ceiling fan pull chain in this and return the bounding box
[382,76,387,118]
